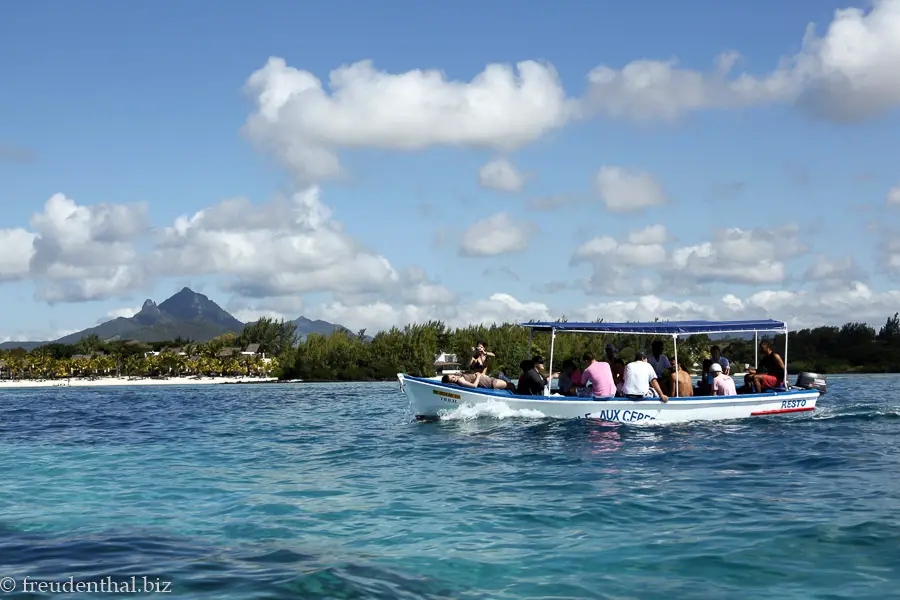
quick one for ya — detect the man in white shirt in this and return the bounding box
[647,339,671,378]
[623,351,669,402]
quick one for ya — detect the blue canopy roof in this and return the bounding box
[520,319,786,335]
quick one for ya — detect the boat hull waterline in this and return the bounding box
[398,374,819,424]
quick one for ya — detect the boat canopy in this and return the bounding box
[520,319,786,336]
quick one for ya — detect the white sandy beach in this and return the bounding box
[0,376,280,389]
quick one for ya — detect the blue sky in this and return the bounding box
[2,0,900,340]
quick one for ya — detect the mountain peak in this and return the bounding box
[141,299,157,310]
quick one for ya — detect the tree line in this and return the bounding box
[2,314,899,381]
[0,317,299,380]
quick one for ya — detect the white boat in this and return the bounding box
[398,319,826,425]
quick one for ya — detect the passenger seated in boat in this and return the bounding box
[441,372,514,391]
[709,345,730,374]
[697,358,713,396]
[466,340,495,375]
[517,358,548,395]
[613,358,626,396]
[622,351,668,402]
[747,340,786,392]
[648,339,671,378]
[709,362,737,396]
[578,351,616,398]
[669,356,693,397]
[557,359,580,396]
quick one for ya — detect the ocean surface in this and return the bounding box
[0,375,897,599]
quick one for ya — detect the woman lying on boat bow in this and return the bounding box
[441,372,516,391]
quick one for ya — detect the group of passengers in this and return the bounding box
[442,338,787,399]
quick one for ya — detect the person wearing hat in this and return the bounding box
[709,361,737,396]
[622,351,668,402]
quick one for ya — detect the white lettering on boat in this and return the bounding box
[584,409,656,422]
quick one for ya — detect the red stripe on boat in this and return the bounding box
[750,407,816,416]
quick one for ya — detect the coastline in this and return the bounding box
[0,376,280,389]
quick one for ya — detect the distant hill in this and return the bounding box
[292,316,354,338]
[0,287,354,350]
[55,288,245,345]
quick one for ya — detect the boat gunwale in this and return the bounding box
[398,373,818,404]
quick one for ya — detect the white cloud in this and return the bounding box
[459,212,536,256]
[671,226,807,285]
[581,51,793,122]
[804,255,867,288]
[230,308,289,324]
[242,57,571,183]
[594,166,669,212]
[790,0,900,121]
[478,158,527,192]
[628,224,668,245]
[572,281,900,331]
[0,228,36,280]
[105,306,140,320]
[579,0,900,123]
[152,186,400,297]
[311,291,552,333]
[236,1,900,190]
[887,186,900,206]
[28,193,149,302]
[571,225,809,295]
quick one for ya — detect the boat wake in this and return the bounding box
[437,399,548,422]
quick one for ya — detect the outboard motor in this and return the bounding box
[794,372,826,394]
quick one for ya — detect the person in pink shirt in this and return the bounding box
[710,362,737,396]
[578,351,616,398]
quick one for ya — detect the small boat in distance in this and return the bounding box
[398,319,826,424]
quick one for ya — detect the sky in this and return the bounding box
[2,0,900,341]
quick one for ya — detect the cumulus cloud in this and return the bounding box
[0,228,36,281]
[804,255,867,288]
[459,212,536,256]
[671,226,807,285]
[152,186,399,297]
[578,0,900,122]
[242,57,571,183]
[570,224,810,295]
[28,193,149,302]
[105,306,140,320]
[573,281,900,330]
[887,186,900,206]
[789,0,900,121]
[594,166,669,212]
[235,1,900,190]
[477,158,528,192]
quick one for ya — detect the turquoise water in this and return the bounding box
[0,375,898,599]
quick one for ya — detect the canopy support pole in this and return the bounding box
[783,327,789,388]
[754,331,759,369]
[672,334,679,397]
[528,328,533,359]
[547,328,556,396]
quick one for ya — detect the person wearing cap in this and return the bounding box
[709,362,737,396]
[622,351,669,402]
